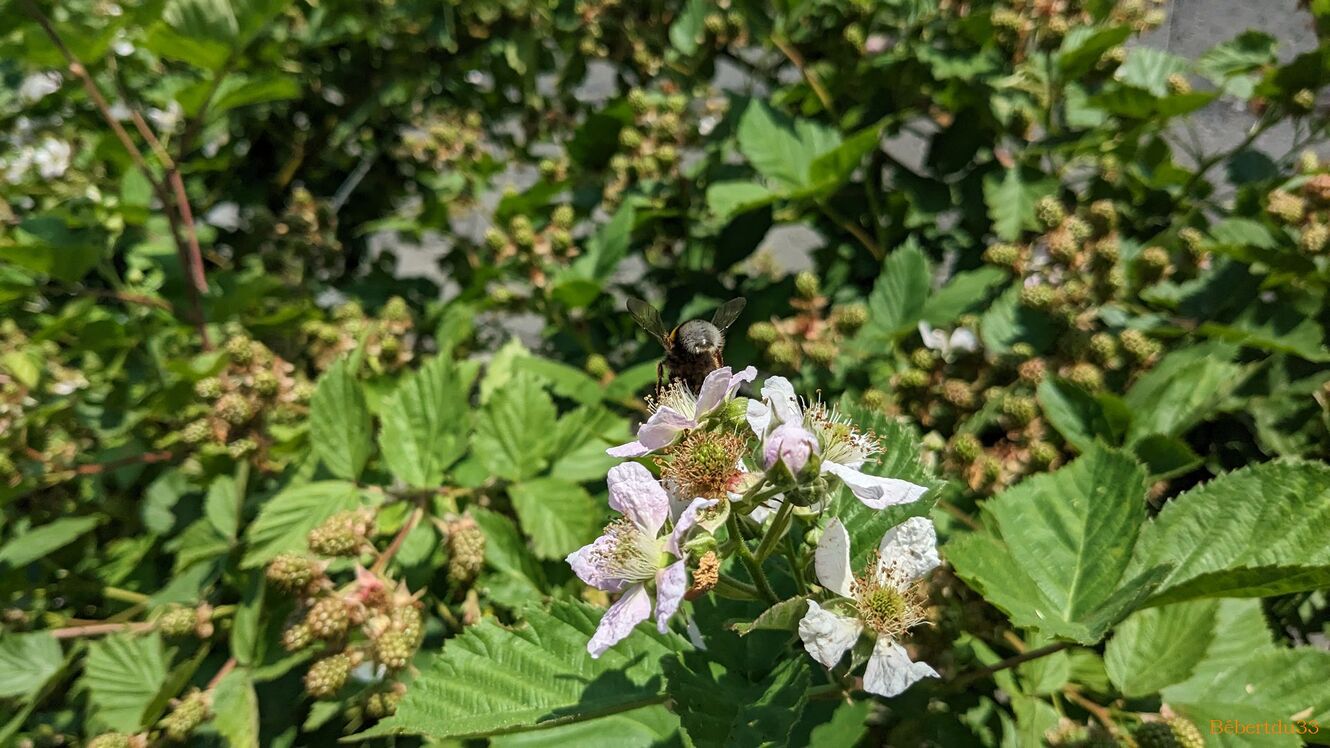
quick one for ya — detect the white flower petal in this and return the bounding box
[823,461,928,509]
[877,516,941,583]
[566,536,630,593]
[862,638,938,698]
[588,584,653,658]
[949,328,978,353]
[669,497,718,556]
[761,376,801,425]
[694,366,736,414]
[797,600,862,669]
[635,406,696,451]
[654,560,687,633]
[746,398,771,437]
[607,462,670,536]
[917,321,942,351]
[814,518,854,597]
[606,440,650,458]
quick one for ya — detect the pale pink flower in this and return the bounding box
[607,366,756,458]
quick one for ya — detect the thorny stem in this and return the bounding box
[952,640,1072,686]
[50,621,155,640]
[771,35,837,117]
[728,511,779,604]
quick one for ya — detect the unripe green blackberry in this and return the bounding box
[1019,284,1057,311]
[949,433,982,463]
[1089,332,1120,367]
[794,271,820,299]
[305,595,351,640]
[941,379,975,409]
[1293,88,1316,113]
[308,510,371,557]
[282,622,313,652]
[983,242,1022,270]
[750,319,776,346]
[1266,189,1306,224]
[1139,246,1171,275]
[1002,395,1039,426]
[305,653,352,699]
[896,368,929,389]
[253,370,280,397]
[446,516,486,587]
[804,341,837,366]
[463,111,483,129]
[909,347,937,370]
[1018,357,1046,384]
[991,7,1022,33]
[1166,717,1204,748]
[1301,222,1329,253]
[666,94,688,115]
[1065,362,1104,391]
[158,606,197,638]
[830,302,868,332]
[227,438,257,459]
[633,155,660,178]
[1034,196,1066,229]
[1300,149,1320,173]
[393,604,424,645]
[225,336,256,364]
[0,453,15,480]
[381,296,410,324]
[627,88,650,114]
[656,144,679,165]
[1046,228,1078,264]
[215,393,253,425]
[1132,721,1178,748]
[1092,236,1120,264]
[181,419,212,445]
[87,733,131,748]
[512,224,536,249]
[584,354,611,379]
[768,339,800,368]
[365,689,403,718]
[1028,441,1058,468]
[656,112,683,138]
[860,389,888,411]
[551,204,575,230]
[484,227,508,252]
[373,629,415,670]
[1088,200,1117,233]
[1177,226,1204,258]
[1061,279,1090,305]
[267,552,316,593]
[977,455,1003,483]
[195,377,223,400]
[160,690,209,741]
[1064,216,1093,244]
[549,228,574,251]
[618,127,643,149]
[1119,328,1159,362]
[1166,73,1192,95]
[1043,14,1069,43]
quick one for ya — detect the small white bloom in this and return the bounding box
[797,517,941,698]
[33,137,72,179]
[917,321,978,361]
[148,101,183,133]
[19,72,62,103]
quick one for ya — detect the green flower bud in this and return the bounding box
[618,127,643,149]
[1028,441,1058,468]
[1019,284,1057,311]
[910,347,937,370]
[949,432,982,463]
[627,88,650,114]
[896,368,930,389]
[768,339,800,368]
[804,340,838,366]
[1293,88,1316,113]
[308,510,371,557]
[552,204,575,230]
[305,596,351,640]
[195,377,223,400]
[373,629,415,670]
[181,419,212,445]
[830,303,868,332]
[983,242,1023,270]
[1002,395,1039,426]
[215,393,253,425]
[282,622,313,652]
[225,335,256,364]
[1065,362,1104,391]
[860,388,888,411]
[1088,199,1117,233]
[584,354,611,379]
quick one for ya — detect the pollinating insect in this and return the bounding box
[628,297,746,394]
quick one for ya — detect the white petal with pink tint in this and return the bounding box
[814,518,854,597]
[654,561,688,633]
[797,600,862,669]
[876,516,940,583]
[607,462,670,535]
[822,461,928,509]
[588,583,653,658]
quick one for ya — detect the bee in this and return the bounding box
[628,296,747,394]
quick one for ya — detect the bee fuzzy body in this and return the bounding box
[628,297,747,396]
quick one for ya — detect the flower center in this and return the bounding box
[852,554,927,639]
[594,519,664,583]
[650,379,698,420]
[658,430,745,499]
[805,401,880,468]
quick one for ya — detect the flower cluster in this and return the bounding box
[570,364,940,698]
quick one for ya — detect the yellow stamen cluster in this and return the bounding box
[658,430,746,499]
[851,554,927,639]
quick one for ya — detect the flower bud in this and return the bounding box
[748,321,778,345]
[763,422,819,475]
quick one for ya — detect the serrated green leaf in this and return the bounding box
[1126,460,1330,605]
[379,355,470,487]
[241,481,365,568]
[310,358,373,481]
[736,100,840,190]
[0,632,62,699]
[859,241,931,341]
[1036,378,1128,452]
[979,285,1058,354]
[664,654,810,748]
[490,705,681,748]
[707,181,776,220]
[1122,345,1245,443]
[212,668,260,748]
[1117,47,1190,96]
[366,600,685,739]
[0,515,100,568]
[668,0,706,55]
[946,446,1166,644]
[982,168,1057,241]
[730,596,807,636]
[82,633,170,733]
[1105,599,1225,697]
[473,372,557,482]
[509,478,603,560]
[920,267,1008,326]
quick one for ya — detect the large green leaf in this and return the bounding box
[379,355,470,487]
[1122,344,1244,443]
[211,668,260,748]
[1036,378,1128,452]
[1117,47,1190,97]
[1104,599,1236,698]
[1126,460,1330,605]
[859,241,931,342]
[240,481,366,568]
[509,478,604,560]
[982,168,1057,241]
[736,100,840,190]
[491,706,681,748]
[664,654,811,748]
[0,633,62,699]
[472,372,558,482]
[363,601,686,739]
[310,358,373,480]
[920,267,1008,326]
[0,515,100,568]
[946,446,1167,644]
[81,633,170,733]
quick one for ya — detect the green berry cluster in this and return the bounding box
[445,515,487,587]
[302,297,415,375]
[748,273,867,372]
[307,509,374,557]
[159,689,210,742]
[480,206,580,287]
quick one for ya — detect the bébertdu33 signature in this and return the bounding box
[1209,717,1320,737]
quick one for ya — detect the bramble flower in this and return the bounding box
[567,462,715,657]
[607,366,756,457]
[747,377,928,509]
[799,517,940,697]
[917,321,978,361]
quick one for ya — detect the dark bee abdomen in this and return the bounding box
[664,345,724,393]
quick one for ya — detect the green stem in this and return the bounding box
[784,535,809,596]
[103,586,150,605]
[728,511,778,604]
[753,499,794,562]
[713,574,761,600]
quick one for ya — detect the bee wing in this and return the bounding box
[710,297,747,331]
[627,297,668,344]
